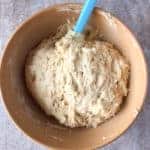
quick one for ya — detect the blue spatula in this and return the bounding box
[74,0,97,33]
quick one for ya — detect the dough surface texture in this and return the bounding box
[25,27,129,127]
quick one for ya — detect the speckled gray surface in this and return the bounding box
[0,0,150,150]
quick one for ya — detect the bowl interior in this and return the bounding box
[0,4,147,150]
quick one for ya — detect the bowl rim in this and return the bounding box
[0,3,148,150]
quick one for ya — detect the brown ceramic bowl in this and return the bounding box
[0,3,148,150]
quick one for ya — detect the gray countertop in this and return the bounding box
[0,0,150,150]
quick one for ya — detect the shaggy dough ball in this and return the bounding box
[25,29,129,128]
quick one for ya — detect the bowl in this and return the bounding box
[0,3,148,150]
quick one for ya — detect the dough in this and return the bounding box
[25,26,129,128]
